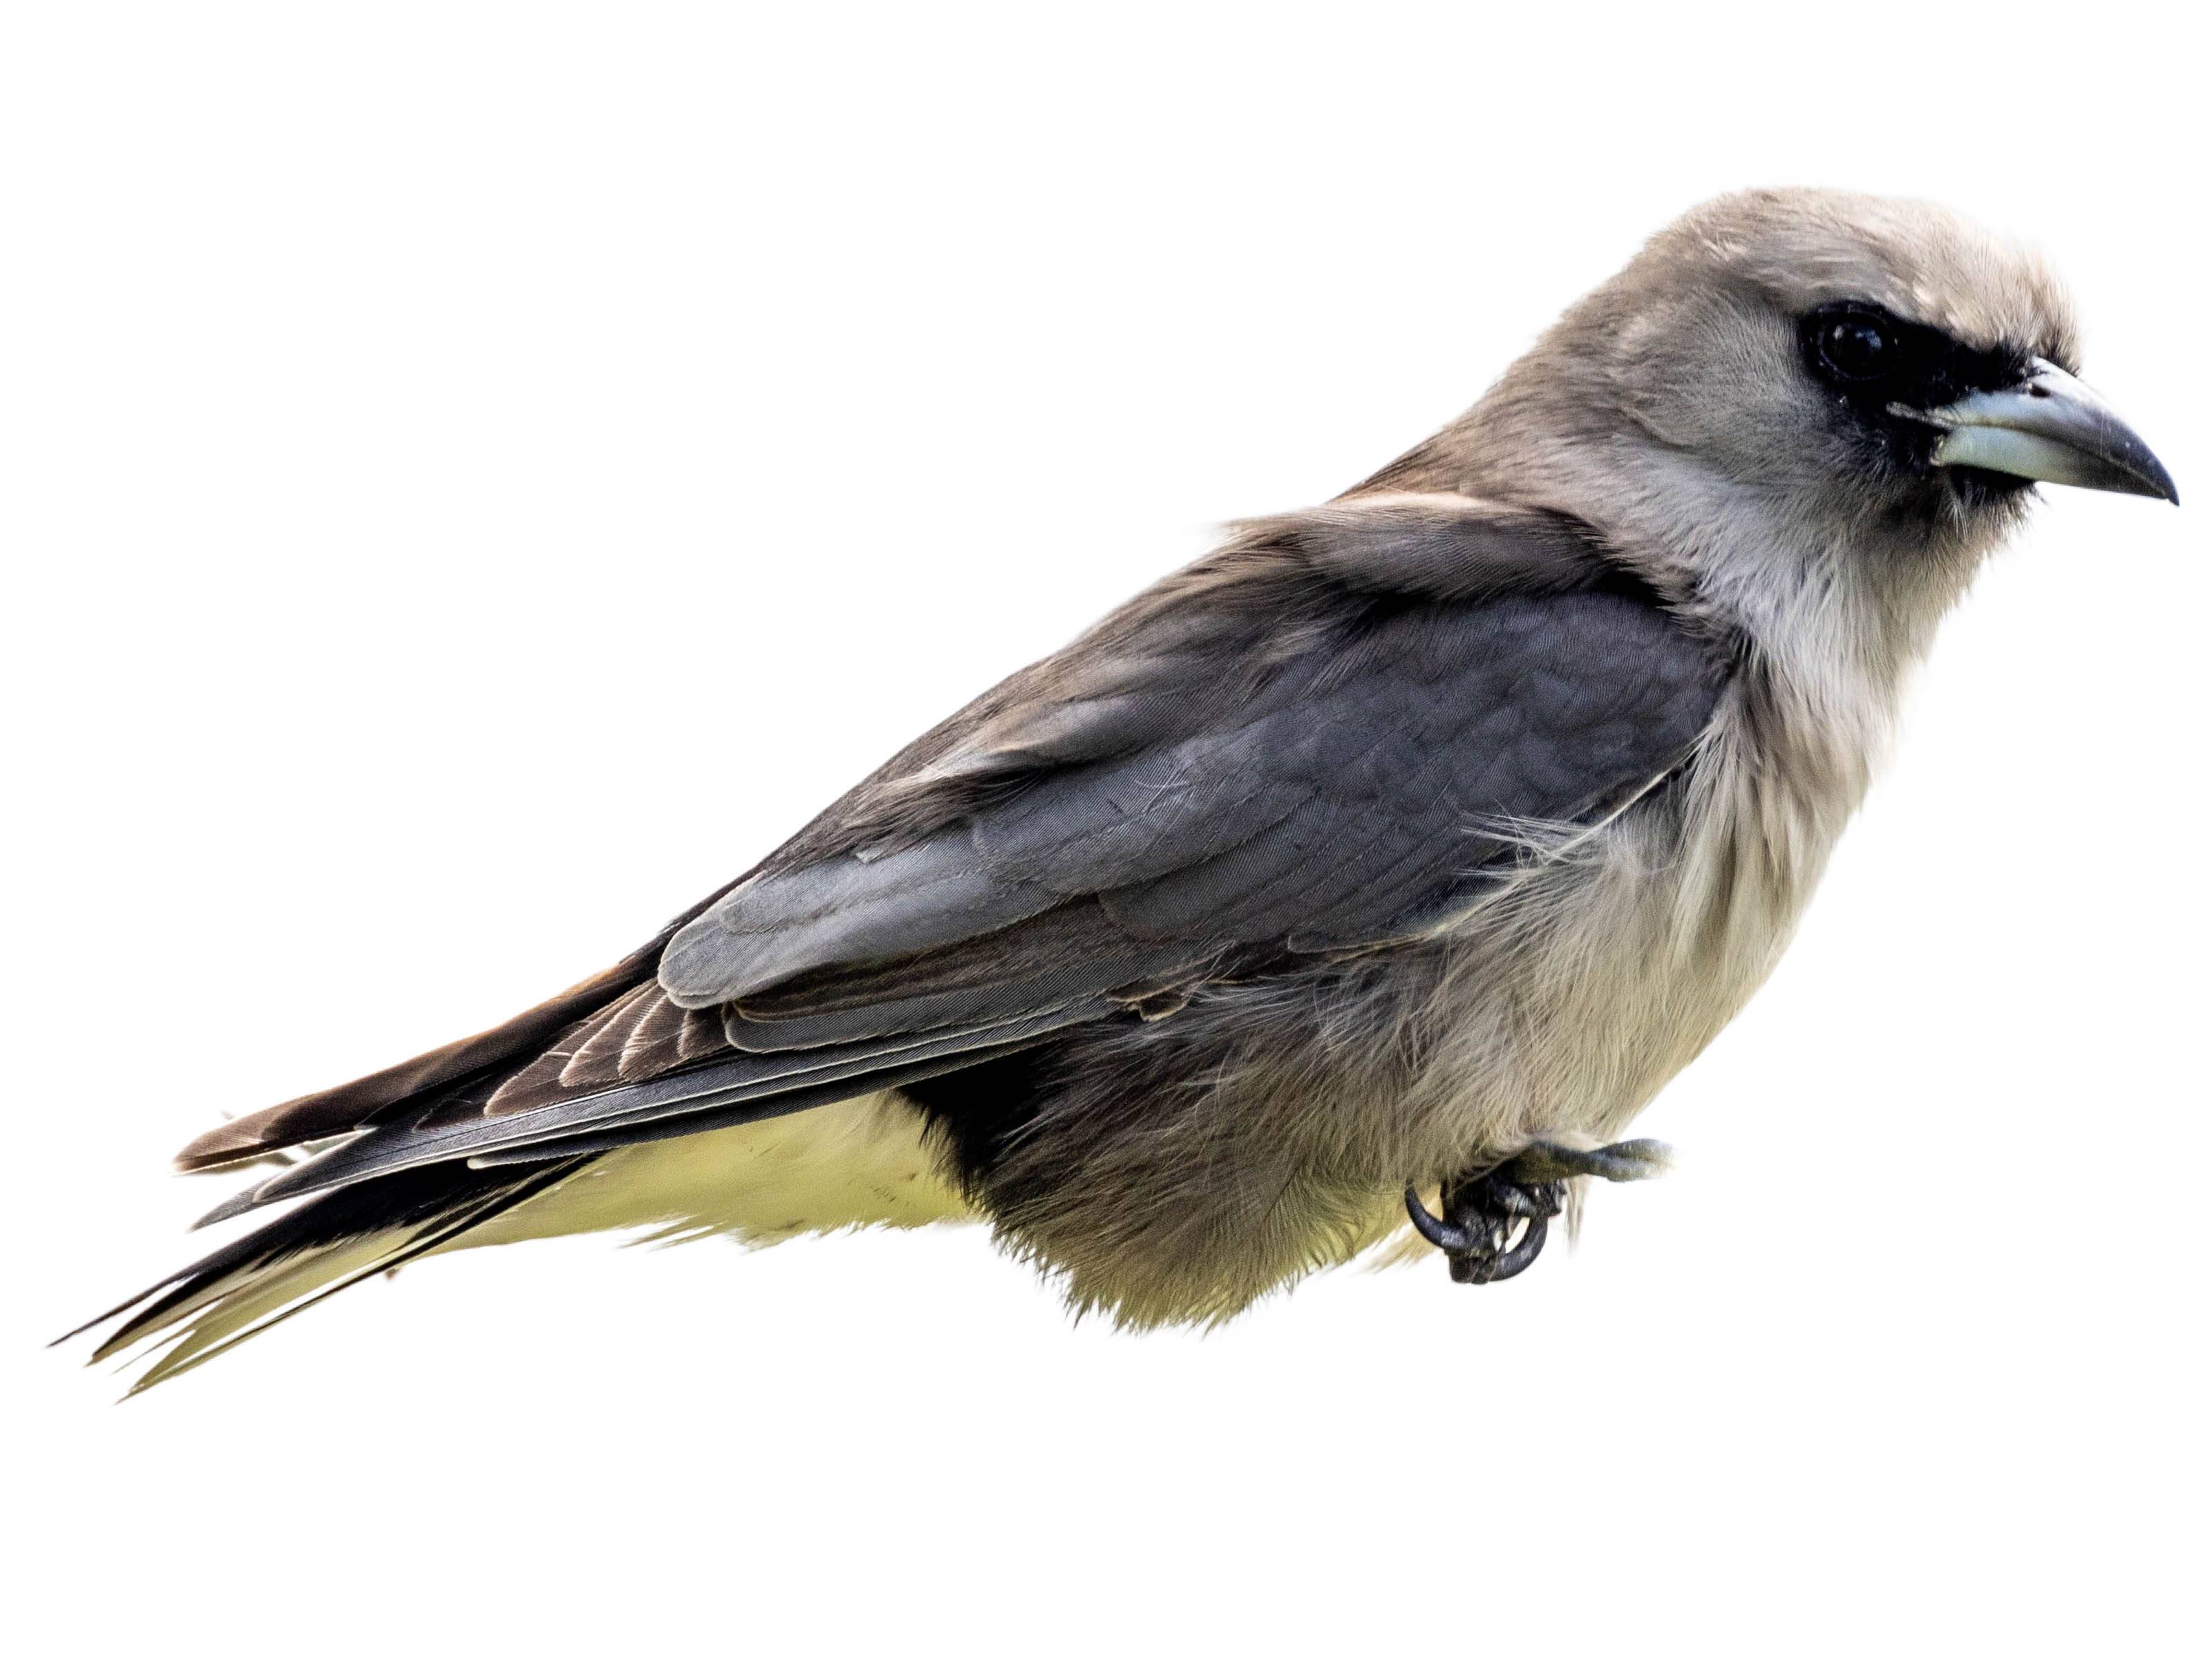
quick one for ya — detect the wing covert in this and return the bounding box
[666,500,1726,1023]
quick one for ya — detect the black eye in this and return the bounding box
[1817,314,1895,381]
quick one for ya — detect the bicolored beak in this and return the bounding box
[1912,359,2178,503]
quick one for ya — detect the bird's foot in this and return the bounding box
[1404,1137,1672,1284]
[1406,1168,1564,1284]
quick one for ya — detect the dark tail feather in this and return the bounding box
[62,1155,590,1394]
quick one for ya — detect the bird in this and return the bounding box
[68,187,2177,1390]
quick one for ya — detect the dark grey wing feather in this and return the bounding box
[672,588,1721,995]
[218,1004,1103,1211]
[213,494,1726,1207]
[656,842,1055,1004]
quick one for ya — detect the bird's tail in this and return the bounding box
[59,1155,590,1394]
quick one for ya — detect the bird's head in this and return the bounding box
[1446,189,2175,591]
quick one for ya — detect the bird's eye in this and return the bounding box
[1816,314,1895,381]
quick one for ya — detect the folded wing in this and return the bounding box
[193,495,1728,1211]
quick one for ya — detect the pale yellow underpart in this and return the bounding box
[110,1094,974,1388]
[447,1090,979,1252]
[115,1094,1446,1390]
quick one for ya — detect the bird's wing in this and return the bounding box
[193,494,1727,1210]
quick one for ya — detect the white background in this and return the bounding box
[5,6,2204,1655]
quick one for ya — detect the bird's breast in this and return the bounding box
[1412,681,1877,1151]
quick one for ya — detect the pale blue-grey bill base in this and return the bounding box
[1912,359,2179,502]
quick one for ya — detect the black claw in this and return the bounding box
[1451,1210,1549,1284]
[1408,1170,1563,1284]
[1404,1184,1489,1254]
[1495,1212,1549,1280]
[1410,1135,1671,1287]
